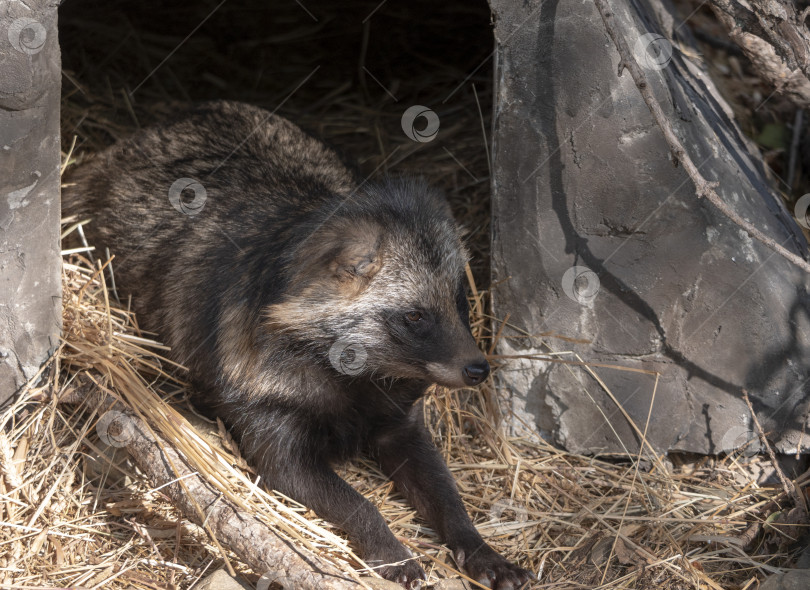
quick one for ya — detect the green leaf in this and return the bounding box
[756,123,789,150]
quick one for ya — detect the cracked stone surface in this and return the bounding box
[0,1,62,406]
[489,0,810,454]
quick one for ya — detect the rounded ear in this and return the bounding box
[266,218,384,331]
[295,217,384,290]
[328,221,382,283]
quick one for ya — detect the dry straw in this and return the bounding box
[0,227,805,589]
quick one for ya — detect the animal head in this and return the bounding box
[265,177,489,389]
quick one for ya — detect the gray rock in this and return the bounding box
[489,0,810,454]
[0,0,62,407]
[760,569,810,590]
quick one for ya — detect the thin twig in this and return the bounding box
[742,389,807,517]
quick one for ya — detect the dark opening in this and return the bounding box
[58,0,496,286]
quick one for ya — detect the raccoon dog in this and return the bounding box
[63,101,533,589]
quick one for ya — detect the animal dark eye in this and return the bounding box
[405,311,423,322]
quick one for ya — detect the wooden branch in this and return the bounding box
[713,0,810,76]
[709,0,810,109]
[123,415,364,590]
[593,0,810,274]
[64,388,414,588]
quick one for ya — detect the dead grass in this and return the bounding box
[1,226,805,589]
[0,0,806,588]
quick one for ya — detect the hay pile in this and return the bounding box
[0,226,804,589]
[1,0,805,587]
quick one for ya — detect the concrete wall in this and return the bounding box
[0,1,61,405]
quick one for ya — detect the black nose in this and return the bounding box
[462,361,490,386]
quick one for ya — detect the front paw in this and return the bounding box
[366,545,425,589]
[376,558,426,589]
[456,546,535,589]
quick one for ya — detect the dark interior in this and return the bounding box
[58,0,497,285]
